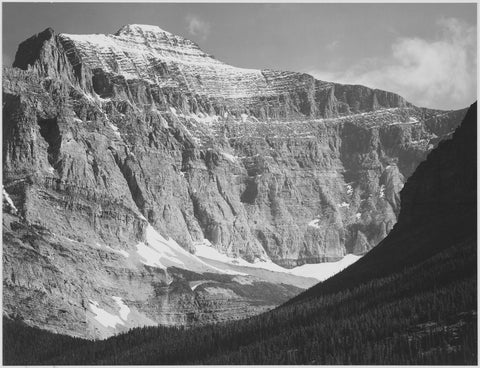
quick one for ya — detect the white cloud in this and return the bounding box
[309,18,476,110]
[186,15,211,42]
[326,40,340,51]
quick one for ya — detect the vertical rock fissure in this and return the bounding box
[108,147,147,216]
[37,117,61,168]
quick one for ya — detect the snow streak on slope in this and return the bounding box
[136,225,242,275]
[196,241,361,281]
[3,187,17,212]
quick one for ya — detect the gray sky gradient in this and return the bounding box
[2,2,477,110]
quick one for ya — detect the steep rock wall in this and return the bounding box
[2,25,468,337]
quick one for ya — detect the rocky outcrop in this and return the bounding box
[3,25,467,338]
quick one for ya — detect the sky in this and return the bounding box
[2,2,477,110]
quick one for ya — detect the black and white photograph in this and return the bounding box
[1,1,477,365]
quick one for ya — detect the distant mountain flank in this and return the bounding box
[3,24,468,338]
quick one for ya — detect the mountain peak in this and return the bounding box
[114,24,173,37]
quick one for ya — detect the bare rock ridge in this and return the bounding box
[3,24,467,338]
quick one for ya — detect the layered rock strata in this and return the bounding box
[3,24,467,337]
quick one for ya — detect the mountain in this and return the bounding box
[4,102,476,365]
[3,24,467,338]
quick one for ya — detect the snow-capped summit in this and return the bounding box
[114,23,173,37]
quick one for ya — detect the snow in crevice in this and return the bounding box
[189,280,208,291]
[3,187,17,212]
[379,184,386,198]
[346,184,353,196]
[338,202,350,208]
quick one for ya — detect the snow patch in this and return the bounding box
[338,202,350,208]
[289,254,361,281]
[107,120,121,137]
[136,226,239,275]
[346,184,353,195]
[356,213,362,220]
[188,112,219,125]
[241,113,248,122]
[410,139,428,145]
[89,301,124,328]
[197,239,362,281]
[195,241,281,272]
[112,297,130,321]
[136,226,188,269]
[107,245,129,258]
[308,219,321,228]
[221,152,237,163]
[195,241,235,264]
[123,24,173,36]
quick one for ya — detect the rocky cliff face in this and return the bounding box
[287,101,477,306]
[3,24,467,338]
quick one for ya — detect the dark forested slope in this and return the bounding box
[3,103,477,365]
